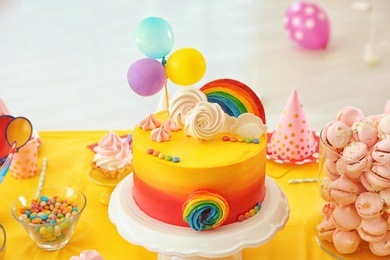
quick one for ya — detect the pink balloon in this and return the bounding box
[127,58,166,96]
[0,115,13,161]
[284,1,330,50]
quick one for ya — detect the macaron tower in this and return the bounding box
[317,99,390,257]
[267,88,317,163]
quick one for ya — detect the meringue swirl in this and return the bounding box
[168,87,207,128]
[93,130,132,171]
[184,101,225,140]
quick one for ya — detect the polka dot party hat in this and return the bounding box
[268,88,316,161]
[9,137,39,179]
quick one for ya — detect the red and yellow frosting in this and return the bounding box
[132,111,267,228]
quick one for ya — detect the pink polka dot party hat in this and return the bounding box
[268,88,317,161]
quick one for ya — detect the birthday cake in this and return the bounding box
[131,79,269,230]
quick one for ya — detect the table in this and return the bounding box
[0,131,333,260]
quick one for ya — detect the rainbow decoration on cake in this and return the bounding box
[200,78,266,124]
[182,190,229,231]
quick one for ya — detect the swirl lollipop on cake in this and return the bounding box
[182,190,229,231]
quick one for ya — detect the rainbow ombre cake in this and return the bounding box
[132,79,268,231]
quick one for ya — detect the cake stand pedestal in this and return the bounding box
[87,169,131,206]
[109,174,289,260]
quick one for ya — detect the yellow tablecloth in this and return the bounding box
[0,131,333,260]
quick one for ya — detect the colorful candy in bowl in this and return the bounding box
[11,186,86,251]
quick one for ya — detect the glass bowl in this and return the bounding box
[11,186,86,251]
[315,130,390,259]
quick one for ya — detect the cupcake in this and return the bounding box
[91,130,132,178]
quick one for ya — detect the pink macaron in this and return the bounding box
[339,142,372,174]
[330,175,358,206]
[369,231,390,256]
[321,121,352,149]
[355,192,384,219]
[331,205,362,231]
[379,188,390,214]
[366,165,390,191]
[336,106,365,127]
[332,229,361,254]
[372,136,390,165]
[360,171,380,192]
[351,121,378,148]
[317,216,336,243]
[357,217,387,242]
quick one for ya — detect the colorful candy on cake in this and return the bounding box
[317,99,390,256]
[267,88,319,164]
[131,78,269,231]
[90,130,133,179]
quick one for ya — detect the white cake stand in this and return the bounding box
[108,174,289,260]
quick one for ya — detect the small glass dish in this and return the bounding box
[11,186,86,251]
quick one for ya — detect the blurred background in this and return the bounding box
[0,0,389,132]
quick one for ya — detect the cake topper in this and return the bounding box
[267,89,319,164]
[128,16,207,115]
[200,78,266,124]
[284,1,330,50]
